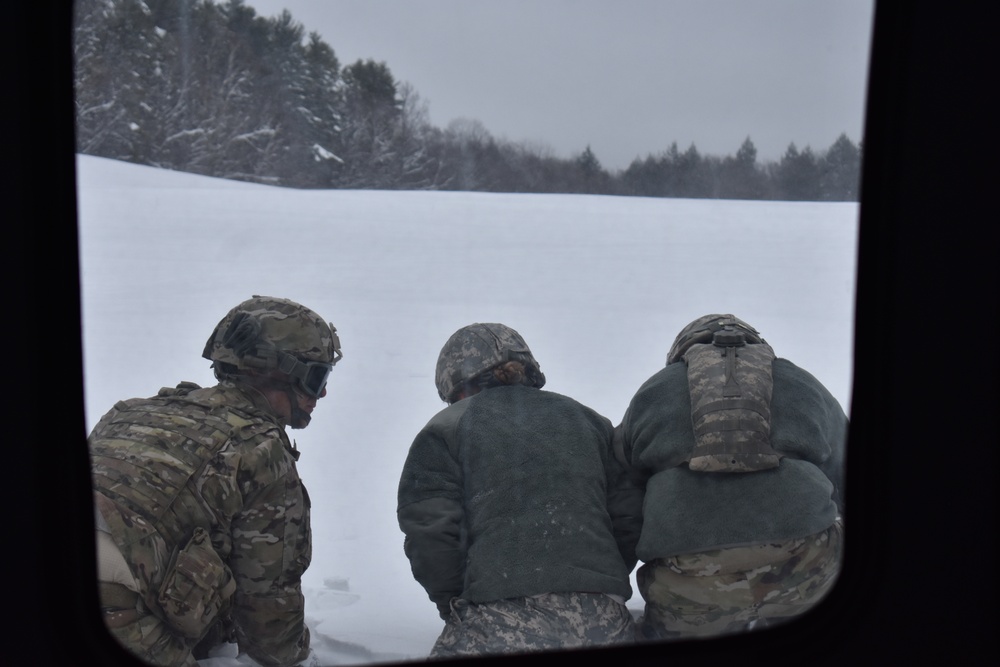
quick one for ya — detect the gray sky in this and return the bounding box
[246,0,874,171]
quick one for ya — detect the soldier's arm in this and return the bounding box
[608,423,645,571]
[397,427,466,618]
[229,440,311,667]
[826,410,849,514]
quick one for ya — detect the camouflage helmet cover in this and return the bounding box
[435,323,545,403]
[203,295,342,371]
[666,313,765,365]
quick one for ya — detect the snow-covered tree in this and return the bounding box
[337,59,402,188]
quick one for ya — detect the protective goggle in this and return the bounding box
[278,353,334,398]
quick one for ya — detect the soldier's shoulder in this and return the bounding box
[103,381,207,413]
[108,382,230,419]
[424,397,473,432]
[629,364,685,401]
[95,381,280,436]
[155,382,271,418]
[155,380,203,397]
[773,358,832,395]
[530,387,614,430]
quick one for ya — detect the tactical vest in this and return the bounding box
[90,381,283,623]
[683,329,782,472]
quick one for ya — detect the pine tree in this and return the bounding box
[674,143,711,198]
[295,32,345,186]
[622,154,667,197]
[575,145,609,193]
[339,59,402,187]
[719,136,765,199]
[773,143,821,200]
[74,0,170,164]
[818,133,861,201]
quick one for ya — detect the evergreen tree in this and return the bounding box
[246,11,330,185]
[339,59,402,187]
[178,0,282,180]
[719,136,765,199]
[674,143,712,198]
[818,133,861,201]
[622,154,667,197]
[660,142,684,196]
[292,32,345,187]
[774,142,821,200]
[574,145,610,193]
[73,0,170,164]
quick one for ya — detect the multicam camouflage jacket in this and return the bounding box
[90,380,311,666]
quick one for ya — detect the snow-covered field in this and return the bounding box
[77,154,857,665]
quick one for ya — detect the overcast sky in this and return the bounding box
[245,0,874,171]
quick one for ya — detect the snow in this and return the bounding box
[76,154,857,666]
[312,143,343,163]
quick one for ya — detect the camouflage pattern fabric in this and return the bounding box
[429,592,635,658]
[684,340,782,472]
[666,314,765,365]
[635,518,843,641]
[100,599,201,667]
[90,381,311,667]
[434,323,545,403]
[203,294,341,369]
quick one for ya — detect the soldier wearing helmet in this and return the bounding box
[614,314,846,640]
[90,296,342,667]
[397,323,642,657]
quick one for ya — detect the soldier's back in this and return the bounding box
[90,381,288,596]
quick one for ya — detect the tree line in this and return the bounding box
[74,0,861,201]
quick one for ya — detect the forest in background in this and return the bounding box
[73,0,862,200]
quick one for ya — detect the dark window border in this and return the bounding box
[11,2,994,665]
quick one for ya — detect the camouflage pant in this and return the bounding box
[429,592,636,658]
[636,518,843,641]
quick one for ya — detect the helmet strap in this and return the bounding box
[285,384,312,429]
[228,375,287,427]
[231,372,311,428]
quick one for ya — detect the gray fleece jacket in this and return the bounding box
[615,358,846,560]
[397,385,640,613]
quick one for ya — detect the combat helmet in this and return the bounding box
[666,313,765,365]
[435,323,546,403]
[203,295,342,398]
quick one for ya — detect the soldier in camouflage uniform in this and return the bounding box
[614,314,846,640]
[397,323,642,658]
[90,296,342,667]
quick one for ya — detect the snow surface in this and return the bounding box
[76,154,857,666]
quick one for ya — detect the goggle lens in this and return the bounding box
[299,361,333,398]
